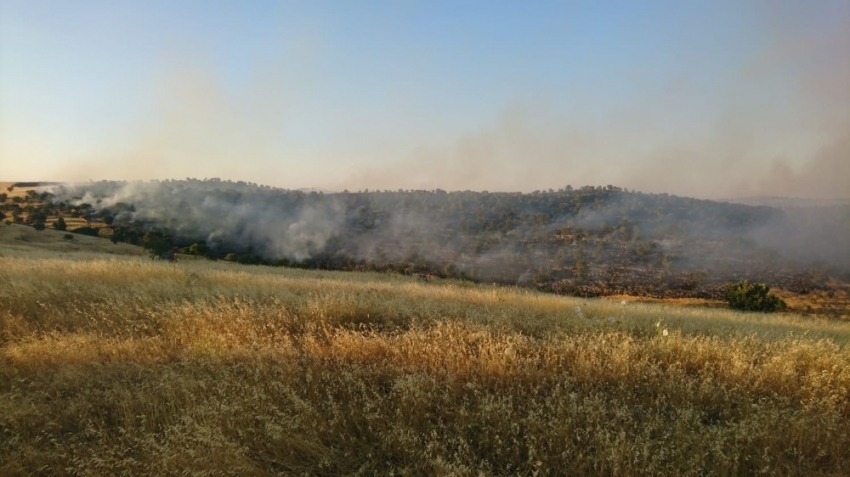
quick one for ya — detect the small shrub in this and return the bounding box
[63,233,75,241]
[724,280,787,312]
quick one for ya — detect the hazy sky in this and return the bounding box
[1,1,848,198]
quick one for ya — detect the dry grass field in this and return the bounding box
[773,282,850,321]
[0,223,142,257]
[2,223,850,475]
[607,288,850,322]
[0,182,31,199]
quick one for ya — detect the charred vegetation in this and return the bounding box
[7,179,847,313]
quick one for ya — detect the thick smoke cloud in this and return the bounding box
[48,180,849,279]
[52,180,346,261]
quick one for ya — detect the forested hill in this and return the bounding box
[7,179,849,298]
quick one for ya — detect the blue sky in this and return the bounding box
[1,0,848,198]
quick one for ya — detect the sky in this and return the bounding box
[1,0,848,199]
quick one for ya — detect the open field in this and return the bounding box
[0,182,34,199]
[2,230,850,475]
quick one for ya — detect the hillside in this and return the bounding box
[0,222,143,258]
[4,179,848,318]
[1,240,849,475]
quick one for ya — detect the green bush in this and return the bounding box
[724,280,787,312]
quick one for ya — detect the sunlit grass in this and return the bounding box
[2,250,849,475]
[0,223,142,258]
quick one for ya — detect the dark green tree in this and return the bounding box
[142,230,174,260]
[26,211,47,226]
[53,216,67,231]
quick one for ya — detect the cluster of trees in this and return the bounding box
[0,189,103,230]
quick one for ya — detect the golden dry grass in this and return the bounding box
[603,294,727,309]
[1,246,850,475]
[773,282,850,321]
[0,182,35,199]
[0,223,142,257]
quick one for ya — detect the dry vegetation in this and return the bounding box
[2,228,850,475]
[0,223,143,257]
[773,281,850,321]
[1,183,92,231]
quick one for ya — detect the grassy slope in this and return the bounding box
[0,223,143,257]
[2,228,850,475]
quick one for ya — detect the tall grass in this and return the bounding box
[1,253,849,475]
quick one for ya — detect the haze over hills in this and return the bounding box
[718,196,850,208]
[4,179,847,317]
